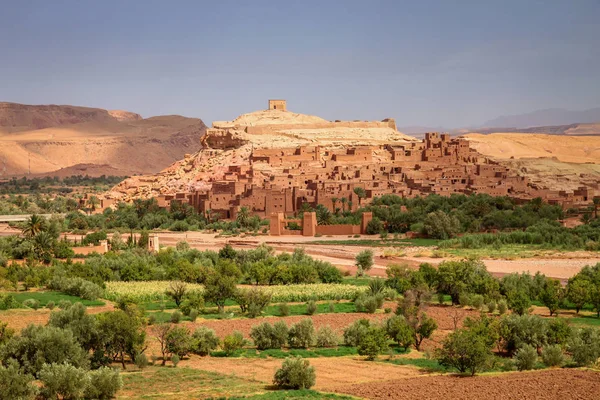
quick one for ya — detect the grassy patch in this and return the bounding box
[120,366,263,399]
[441,244,576,259]
[146,301,358,322]
[120,367,351,399]
[385,357,450,372]
[10,291,105,307]
[566,315,600,327]
[341,277,374,287]
[235,390,354,399]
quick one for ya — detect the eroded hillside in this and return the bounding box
[0,103,206,177]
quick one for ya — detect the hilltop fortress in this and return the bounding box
[108,100,595,224]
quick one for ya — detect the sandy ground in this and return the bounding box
[0,302,114,331]
[334,369,600,400]
[184,356,423,391]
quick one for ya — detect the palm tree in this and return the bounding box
[22,214,45,237]
[237,206,251,228]
[33,231,55,263]
[340,197,348,213]
[353,187,366,206]
[87,196,100,214]
[331,197,339,213]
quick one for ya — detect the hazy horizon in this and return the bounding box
[1,0,599,127]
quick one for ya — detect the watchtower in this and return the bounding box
[268,99,287,111]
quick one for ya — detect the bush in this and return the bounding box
[39,362,89,400]
[48,276,103,300]
[500,314,547,355]
[0,360,37,400]
[306,300,317,315]
[170,311,182,324]
[316,326,338,348]
[223,331,246,355]
[166,326,193,358]
[355,294,380,313]
[171,354,180,367]
[0,294,19,310]
[541,345,564,367]
[486,301,496,314]
[328,302,335,313]
[46,301,55,310]
[85,366,122,399]
[23,299,40,310]
[58,300,72,309]
[180,290,204,316]
[513,345,538,371]
[568,327,600,366]
[279,303,290,316]
[189,309,199,322]
[236,287,272,318]
[135,352,148,369]
[385,315,413,350]
[357,326,389,360]
[191,327,220,356]
[148,314,156,325]
[470,294,484,310]
[288,319,316,349]
[437,328,492,376]
[498,299,508,315]
[251,321,288,350]
[273,357,316,390]
[343,319,371,347]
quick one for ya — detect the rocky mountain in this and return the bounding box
[0,102,206,177]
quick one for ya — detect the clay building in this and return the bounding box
[157,131,594,235]
[268,99,287,111]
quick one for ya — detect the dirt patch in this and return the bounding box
[182,356,423,391]
[0,302,114,331]
[335,369,600,400]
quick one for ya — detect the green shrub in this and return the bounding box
[171,354,180,367]
[46,301,55,310]
[316,326,338,348]
[135,352,148,369]
[328,302,335,313]
[288,319,316,349]
[306,300,317,315]
[166,326,193,358]
[486,301,496,314]
[357,326,389,360]
[251,322,279,350]
[513,345,537,371]
[170,311,182,324]
[147,314,156,325]
[23,299,40,310]
[39,362,89,400]
[459,293,471,307]
[470,294,484,310]
[541,344,564,367]
[58,300,72,309]
[191,327,220,356]
[343,319,371,347]
[223,331,246,355]
[279,303,290,316]
[355,294,379,313]
[498,299,508,315]
[385,315,413,350]
[437,328,492,376]
[568,327,600,366]
[85,366,122,399]
[188,309,199,322]
[180,290,204,316]
[0,294,19,310]
[273,356,316,389]
[0,360,37,400]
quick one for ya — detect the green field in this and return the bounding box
[10,291,105,308]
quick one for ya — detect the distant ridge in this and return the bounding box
[483,107,600,128]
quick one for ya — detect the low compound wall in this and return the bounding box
[315,225,361,235]
[245,120,397,135]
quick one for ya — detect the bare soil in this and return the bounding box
[334,369,600,400]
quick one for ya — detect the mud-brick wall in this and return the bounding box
[315,225,361,235]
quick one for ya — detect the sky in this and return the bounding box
[1,0,599,127]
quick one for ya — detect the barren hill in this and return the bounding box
[463,133,600,191]
[0,103,206,177]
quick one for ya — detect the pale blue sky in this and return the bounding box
[1,0,599,127]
